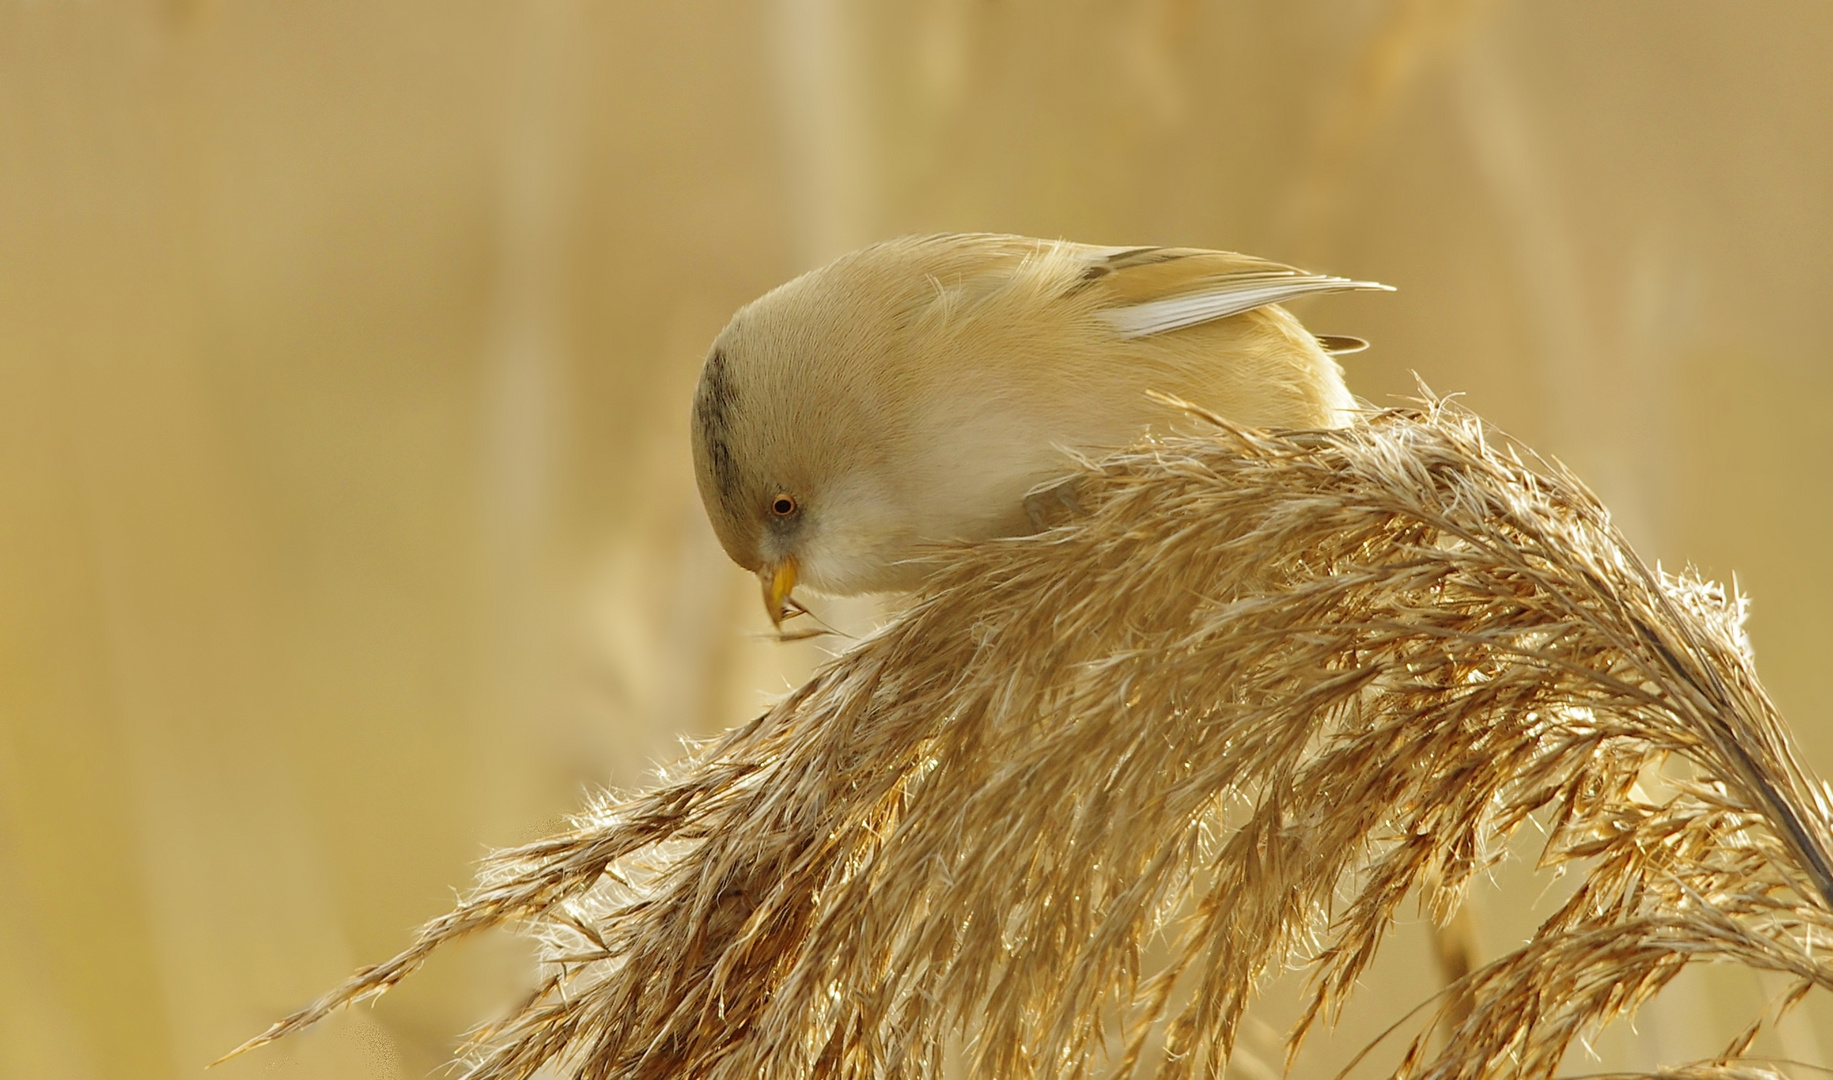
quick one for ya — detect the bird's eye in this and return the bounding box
[769,494,797,517]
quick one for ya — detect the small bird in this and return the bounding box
[691,234,1389,626]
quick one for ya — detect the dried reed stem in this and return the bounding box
[227,399,1833,1080]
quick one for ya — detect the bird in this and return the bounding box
[689,233,1390,627]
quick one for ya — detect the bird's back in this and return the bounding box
[853,236,1361,541]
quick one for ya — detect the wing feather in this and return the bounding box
[1314,334,1370,355]
[1071,245,1393,340]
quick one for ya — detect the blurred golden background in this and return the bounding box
[3,2,1831,1077]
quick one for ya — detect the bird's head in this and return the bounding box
[690,261,924,627]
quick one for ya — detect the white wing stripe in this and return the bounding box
[1098,275,1394,339]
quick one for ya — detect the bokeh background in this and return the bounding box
[4,1,1831,1077]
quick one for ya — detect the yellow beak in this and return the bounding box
[760,558,798,628]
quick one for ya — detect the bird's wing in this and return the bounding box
[1073,246,1393,340]
[1314,334,1370,355]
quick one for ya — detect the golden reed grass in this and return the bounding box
[228,399,1833,1080]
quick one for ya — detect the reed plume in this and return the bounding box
[227,399,1833,1080]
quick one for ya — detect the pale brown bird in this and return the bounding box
[690,233,1390,625]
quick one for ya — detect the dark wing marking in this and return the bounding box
[1073,246,1190,288]
[1315,334,1371,355]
